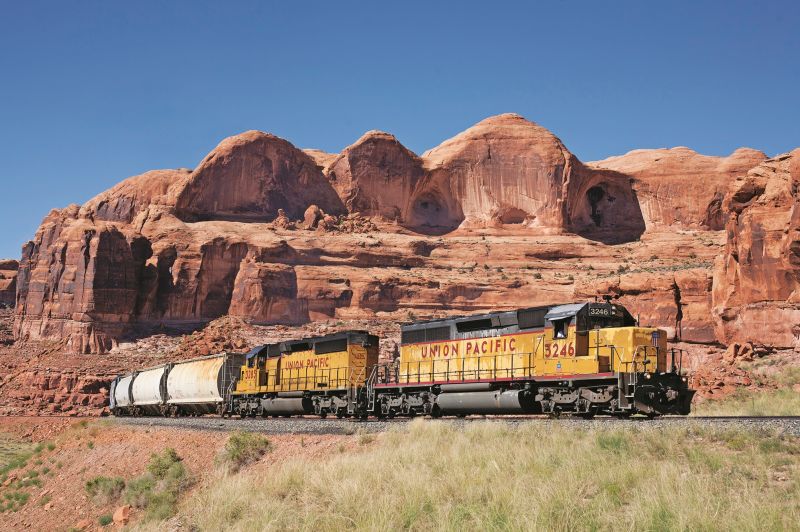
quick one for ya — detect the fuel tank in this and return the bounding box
[436,390,537,415]
[260,397,313,416]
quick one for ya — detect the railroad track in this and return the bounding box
[109,415,800,436]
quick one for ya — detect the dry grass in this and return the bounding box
[138,420,800,531]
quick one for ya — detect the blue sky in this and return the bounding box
[1,1,798,258]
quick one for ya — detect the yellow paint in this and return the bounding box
[398,325,667,384]
[233,343,378,396]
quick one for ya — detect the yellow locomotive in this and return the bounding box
[223,300,693,419]
[230,330,379,418]
[373,300,694,418]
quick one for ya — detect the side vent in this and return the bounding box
[401,326,451,344]
[517,308,547,329]
[314,338,348,355]
[455,318,494,333]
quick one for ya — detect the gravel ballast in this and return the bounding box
[114,415,800,437]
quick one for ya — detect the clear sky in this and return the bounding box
[1,1,798,259]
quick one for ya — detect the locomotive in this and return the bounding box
[111,301,695,419]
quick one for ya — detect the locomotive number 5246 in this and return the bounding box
[545,342,575,358]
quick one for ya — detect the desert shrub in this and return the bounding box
[124,475,156,508]
[123,448,191,522]
[85,476,126,504]
[216,432,272,473]
[147,447,183,480]
[98,514,113,526]
[0,490,30,513]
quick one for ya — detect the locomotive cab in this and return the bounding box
[543,302,693,415]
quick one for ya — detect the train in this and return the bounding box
[111,300,695,419]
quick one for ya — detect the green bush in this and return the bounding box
[122,448,191,522]
[147,448,183,479]
[216,432,272,472]
[85,476,126,504]
[123,475,156,508]
[98,514,113,526]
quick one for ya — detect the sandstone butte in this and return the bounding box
[7,113,798,367]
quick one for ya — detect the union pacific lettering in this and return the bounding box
[418,337,517,359]
[284,357,330,370]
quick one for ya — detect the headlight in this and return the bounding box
[644,372,651,379]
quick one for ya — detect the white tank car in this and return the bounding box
[130,365,170,415]
[165,353,246,415]
[112,374,135,414]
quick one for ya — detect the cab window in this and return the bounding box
[552,318,571,339]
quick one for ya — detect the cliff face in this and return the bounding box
[174,131,346,222]
[0,260,18,306]
[412,114,645,242]
[589,147,767,230]
[11,114,794,353]
[713,150,800,349]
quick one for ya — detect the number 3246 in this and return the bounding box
[545,342,575,358]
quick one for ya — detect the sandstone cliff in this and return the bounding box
[0,259,17,307]
[589,147,767,230]
[713,149,800,349]
[12,114,793,354]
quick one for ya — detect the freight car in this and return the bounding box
[109,353,245,416]
[372,301,694,418]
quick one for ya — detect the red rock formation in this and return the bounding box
[10,114,795,355]
[713,150,800,349]
[326,131,424,221]
[589,147,766,230]
[175,131,345,222]
[0,259,17,307]
[415,114,574,231]
[413,114,646,241]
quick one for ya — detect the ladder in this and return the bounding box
[345,365,379,416]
